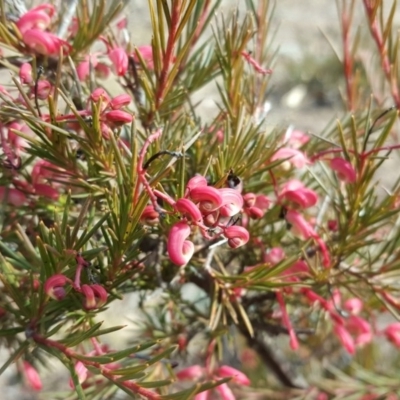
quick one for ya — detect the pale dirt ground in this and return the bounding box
[1,1,400,399]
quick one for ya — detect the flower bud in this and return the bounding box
[81,284,108,310]
[216,365,251,385]
[330,157,356,183]
[224,226,249,248]
[104,110,133,125]
[19,63,33,84]
[44,274,69,300]
[109,47,128,76]
[22,361,42,391]
[110,94,132,109]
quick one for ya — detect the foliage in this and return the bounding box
[0,0,400,399]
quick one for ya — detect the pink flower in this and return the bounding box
[23,29,70,55]
[22,361,42,391]
[224,226,250,248]
[44,274,70,300]
[167,221,195,266]
[109,47,128,76]
[175,198,203,222]
[271,148,310,169]
[279,180,318,209]
[216,365,250,385]
[216,383,236,400]
[219,188,244,217]
[19,63,33,84]
[90,88,111,105]
[330,157,356,183]
[384,322,400,348]
[110,94,132,109]
[265,247,285,264]
[16,4,54,34]
[347,315,372,347]
[185,175,208,194]
[189,186,223,213]
[140,205,159,225]
[104,110,133,125]
[81,284,108,310]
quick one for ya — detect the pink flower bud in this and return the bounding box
[134,45,154,70]
[384,322,400,348]
[219,188,244,217]
[22,361,42,391]
[334,323,355,354]
[104,110,133,125]
[176,365,204,380]
[215,383,235,400]
[224,226,249,248]
[44,274,69,300]
[279,180,318,209]
[109,47,128,76]
[167,221,195,266]
[284,129,309,148]
[330,157,356,183]
[81,284,108,310]
[175,198,203,222]
[19,63,33,84]
[0,186,26,206]
[23,29,70,56]
[140,205,159,225]
[186,175,208,194]
[189,186,223,213]
[243,193,256,208]
[217,365,250,385]
[33,80,52,100]
[90,88,111,105]
[246,206,264,219]
[69,361,88,388]
[110,94,132,109]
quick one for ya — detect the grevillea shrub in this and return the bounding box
[1,0,400,399]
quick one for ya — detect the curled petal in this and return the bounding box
[330,157,356,183]
[186,175,208,194]
[17,5,54,34]
[81,284,108,310]
[219,188,244,217]
[44,274,69,300]
[280,180,318,209]
[167,222,194,266]
[217,365,250,385]
[189,186,223,213]
[23,29,70,55]
[224,226,249,248]
[175,198,203,222]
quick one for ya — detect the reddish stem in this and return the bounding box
[32,333,161,399]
